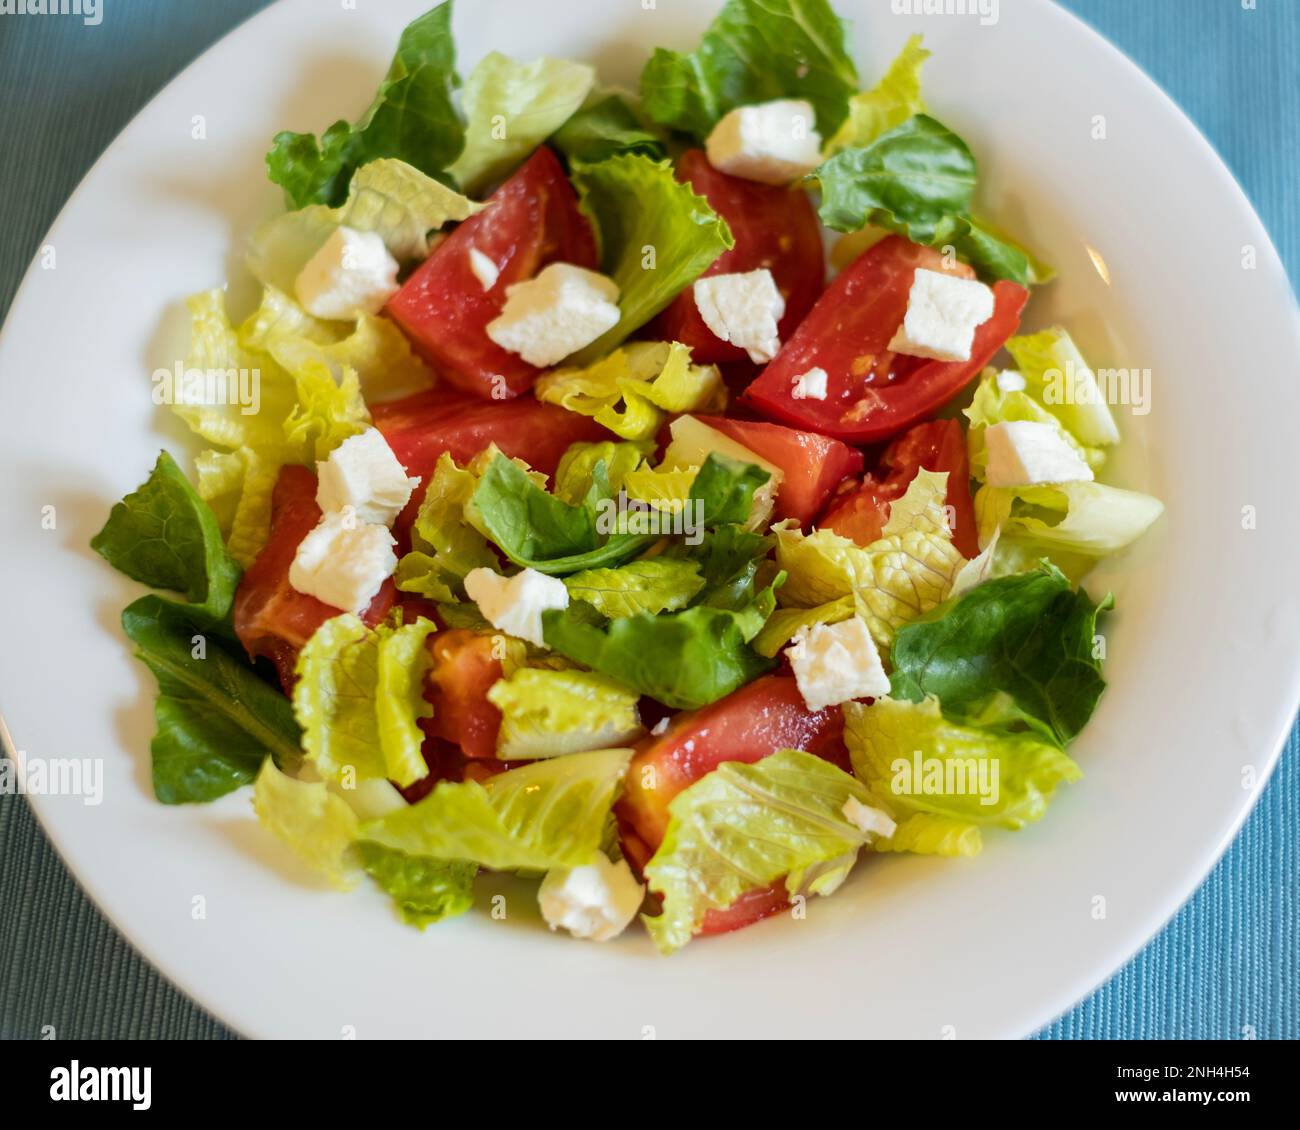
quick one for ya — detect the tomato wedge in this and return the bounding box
[385,147,598,400]
[423,629,508,759]
[233,465,395,690]
[743,235,1029,444]
[648,149,826,363]
[701,415,864,526]
[820,418,979,557]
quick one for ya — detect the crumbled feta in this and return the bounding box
[705,98,823,185]
[693,269,786,363]
[315,428,418,527]
[984,420,1095,488]
[786,617,890,713]
[842,796,897,840]
[996,369,1027,394]
[651,716,670,736]
[468,246,500,292]
[485,263,620,367]
[463,567,570,649]
[538,855,645,942]
[887,268,996,363]
[793,366,829,400]
[289,511,397,614]
[294,225,400,321]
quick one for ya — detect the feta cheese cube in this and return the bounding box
[705,99,823,185]
[316,427,419,527]
[468,246,500,292]
[538,855,645,942]
[842,796,897,840]
[295,226,400,321]
[995,368,1027,394]
[984,420,1095,487]
[289,511,397,614]
[786,617,890,713]
[693,269,786,363]
[887,268,996,363]
[463,567,570,649]
[793,366,829,400]
[485,263,620,367]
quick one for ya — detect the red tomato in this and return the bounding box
[701,415,864,526]
[648,149,826,363]
[743,236,1029,444]
[820,419,979,557]
[385,147,598,400]
[233,465,395,690]
[698,884,792,936]
[423,629,508,759]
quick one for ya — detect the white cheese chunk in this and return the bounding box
[786,617,890,713]
[984,420,1095,488]
[538,855,645,942]
[995,368,1027,394]
[315,427,419,527]
[842,796,897,840]
[693,269,786,363]
[705,98,823,185]
[294,225,400,321]
[289,511,397,614]
[485,263,620,367]
[463,567,570,649]
[887,268,996,363]
[793,366,829,400]
[468,246,500,292]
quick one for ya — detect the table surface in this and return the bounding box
[1,0,1296,1040]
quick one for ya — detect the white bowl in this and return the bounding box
[1,0,1296,1039]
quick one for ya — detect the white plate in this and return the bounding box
[2,0,1297,1040]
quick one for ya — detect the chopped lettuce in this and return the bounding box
[252,760,361,889]
[355,842,476,928]
[449,52,594,193]
[535,341,724,442]
[568,155,733,363]
[825,34,929,155]
[564,558,705,618]
[359,748,633,870]
[642,750,889,953]
[552,92,666,164]
[553,441,646,507]
[293,615,437,789]
[843,697,1082,856]
[889,563,1111,748]
[751,596,855,659]
[488,668,643,758]
[1004,328,1122,446]
[639,0,859,141]
[661,415,782,531]
[266,3,464,208]
[249,158,482,294]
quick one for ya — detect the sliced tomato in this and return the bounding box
[819,418,979,556]
[648,149,825,363]
[743,235,1029,444]
[423,629,507,759]
[698,884,792,936]
[233,465,395,690]
[701,415,864,526]
[385,147,598,400]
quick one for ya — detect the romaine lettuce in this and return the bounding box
[825,34,929,155]
[487,668,643,758]
[252,760,360,889]
[552,92,666,164]
[564,558,705,618]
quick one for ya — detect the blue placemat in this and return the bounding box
[0,0,1295,1040]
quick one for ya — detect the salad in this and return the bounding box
[91,0,1163,953]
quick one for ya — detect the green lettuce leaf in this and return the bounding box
[843,696,1082,856]
[293,614,437,789]
[689,453,773,528]
[552,92,666,164]
[639,0,858,141]
[642,749,888,953]
[122,596,303,804]
[825,34,929,155]
[535,341,724,442]
[661,414,782,531]
[568,155,733,363]
[359,748,633,870]
[91,451,241,629]
[355,842,476,928]
[751,595,855,658]
[889,563,1112,747]
[252,760,360,889]
[487,668,643,758]
[553,440,646,506]
[449,52,594,193]
[266,3,464,208]
[1004,327,1122,447]
[949,216,1056,289]
[564,558,705,618]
